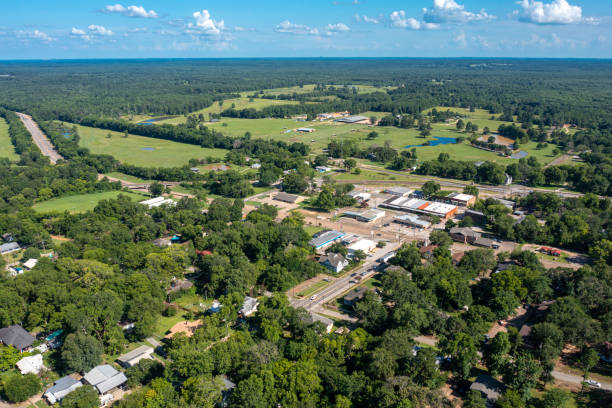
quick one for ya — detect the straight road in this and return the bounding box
[551,370,612,391]
[291,242,402,317]
[16,112,63,164]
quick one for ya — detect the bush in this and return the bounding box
[126,359,164,388]
[164,306,178,317]
[60,385,99,408]
[2,373,41,403]
[21,247,40,261]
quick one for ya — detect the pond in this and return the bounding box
[406,136,457,149]
[137,116,176,125]
[142,147,155,151]
[510,151,528,159]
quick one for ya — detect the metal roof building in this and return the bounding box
[309,230,345,249]
[335,115,369,123]
[342,209,385,223]
[0,242,20,254]
[393,214,432,229]
[117,345,154,367]
[45,376,82,404]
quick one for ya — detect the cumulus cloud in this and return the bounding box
[390,10,439,30]
[17,30,54,42]
[452,31,467,48]
[70,28,86,36]
[423,0,493,23]
[88,25,114,36]
[517,0,587,25]
[104,4,158,18]
[188,10,225,36]
[274,21,350,36]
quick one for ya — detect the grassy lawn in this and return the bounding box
[67,123,228,167]
[303,225,324,236]
[33,191,148,213]
[153,313,188,339]
[298,279,332,298]
[0,118,19,161]
[105,172,154,183]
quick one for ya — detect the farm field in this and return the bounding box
[70,123,228,167]
[0,118,19,160]
[33,191,148,213]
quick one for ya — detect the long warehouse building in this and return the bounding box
[381,196,458,219]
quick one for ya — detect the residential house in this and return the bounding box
[0,325,35,352]
[84,364,128,394]
[449,227,481,244]
[23,258,38,270]
[240,296,259,317]
[343,287,368,307]
[0,242,20,255]
[470,374,505,407]
[307,312,334,333]
[319,253,349,273]
[16,354,45,375]
[2,233,14,242]
[419,244,439,260]
[44,376,83,404]
[117,345,154,368]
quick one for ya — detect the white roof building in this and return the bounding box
[347,239,376,255]
[117,345,154,367]
[45,376,82,404]
[84,365,128,394]
[347,191,372,201]
[139,196,175,209]
[23,258,38,270]
[16,354,45,375]
[240,296,259,317]
[385,187,414,197]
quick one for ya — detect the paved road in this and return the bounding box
[291,242,402,319]
[16,112,63,164]
[355,163,584,199]
[552,370,612,391]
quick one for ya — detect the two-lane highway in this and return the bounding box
[16,112,64,164]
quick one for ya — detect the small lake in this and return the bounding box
[137,116,175,125]
[511,151,528,159]
[142,147,155,151]
[406,136,456,149]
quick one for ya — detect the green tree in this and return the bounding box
[61,332,103,372]
[441,332,478,380]
[422,181,441,198]
[0,345,21,371]
[149,181,164,197]
[463,185,479,197]
[180,375,224,408]
[60,385,99,408]
[456,119,465,130]
[463,390,487,408]
[483,331,511,376]
[503,353,542,400]
[344,158,357,172]
[2,373,41,403]
[580,347,599,379]
[541,388,575,408]
[313,186,336,211]
[282,173,308,194]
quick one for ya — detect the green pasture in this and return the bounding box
[33,191,148,213]
[69,123,228,167]
[0,118,18,160]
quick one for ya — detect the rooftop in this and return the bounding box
[84,365,119,386]
[309,230,345,248]
[274,192,299,203]
[0,325,35,350]
[448,192,475,202]
[118,345,154,363]
[470,374,505,403]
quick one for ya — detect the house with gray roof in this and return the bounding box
[343,287,368,307]
[0,325,35,352]
[84,364,128,394]
[117,345,154,367]
[319,253,348,273]
[44,376,82,404]
[0,242,20,255]
[470,374,505,407]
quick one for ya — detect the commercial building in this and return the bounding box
[381,197,458,219]
[118,345,154,367]
[450,227,499,249]
[347,191,371,201]
[443,192,477,207]
[385,187,413,197]
[495,198,516,210]
[342,209,385,223]
[465,209,487,225]
[347,239,376,255]
[310,230,345,250]
[139,196,175,209]
[393,214,432,229]
[335,115,370,124]
[274,192,300,204]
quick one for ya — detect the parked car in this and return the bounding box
[310,295,317,301]
[585,379,601,388]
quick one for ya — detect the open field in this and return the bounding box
[0,118,19,160]
[240,84,394,98]
[33,191,148,213]
[70,123,228,167]
[156,97,307,125]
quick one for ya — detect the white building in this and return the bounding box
[45,376,82,404]
[319,253,349,273]
[16,354,45,375]
[348,191,372,201]
[139,196,175,209]
[23,258,38,270]
[240,296,259,317]
[117,345,154,367]
[84,364,128,394]
[347,239,376,256]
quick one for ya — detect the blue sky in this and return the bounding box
[1,0,610,59]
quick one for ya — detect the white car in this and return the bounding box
[310,295,317,301]
[585,379,601,388]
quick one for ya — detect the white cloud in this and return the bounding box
[274,20,320,36]
[517,0,586,25]
[88,25,114,36]
[104,4,158,19]
[325,23,350,33]
[70,28,86,36]
[390,10,439,30]
[423,0,493,23]
[354,14,380,24]
[17,30,54,42]
[453,31,467,48]
[188,10,225,36]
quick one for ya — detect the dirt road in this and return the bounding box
[16,112,63,164]
[551,370,612,391]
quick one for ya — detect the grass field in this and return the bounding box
[0,118,19,161]
[70,123,228,167]
[33,191,148,213]
[241,84,395,97]
[298,280,332,298]
[156,97,307,125]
